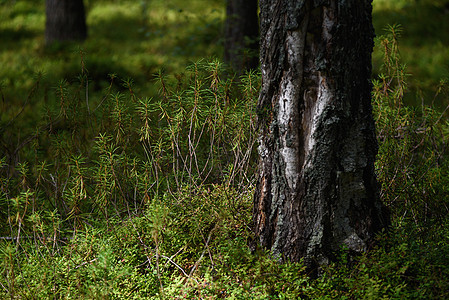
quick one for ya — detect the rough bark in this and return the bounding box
[224,0,259,73]
[45,0,87,44]
[253,0,389,268]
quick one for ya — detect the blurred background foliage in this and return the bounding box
[1,0,448,106]
[0,0,224,98]
[372,0,449,108]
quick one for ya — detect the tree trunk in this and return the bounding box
[253,0,389,268]
[45,0,87,44]
[224,0,259,73]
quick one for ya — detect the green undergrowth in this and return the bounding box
[1,23,449,300]
[372,0,449,108]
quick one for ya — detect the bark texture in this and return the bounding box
[253,0,389,268]
[224,0,259,73]
[45,0,87,44]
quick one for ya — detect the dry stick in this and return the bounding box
[200,112,218,178]
[187,104,197,186]
[187,71,203,186]
[188,224,215,278]
[159,254,199,284]
[167,121,180,193]
[191,113,209,179]
[166,115,193,190]
[74,258,98,270]
[198,80,222,179]
[433,103,449,127]
[162,109,180,192]
[93,76,115,113]
[160,254,188,276]
[128,216,159,283]
[141,140,156,198]
[15,221,22,250]
[0,280,9,295]
[0,236,71,243]
[52,225,60,256]
[240,137,257,185]
[229,141,242,185]
[154,236,164,292]
[163,246,186,269]
[174,127,198,190]
[199,99,223,183]
[201,229,215,273]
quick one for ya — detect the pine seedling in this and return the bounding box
[65,155,88,231]
[374,25,449,228]
[123,78,137,103]
[93,134,117,219]
[110,92,132,145]
[17,162,29,192]
[136,97,153,143]
[56,79,70,119]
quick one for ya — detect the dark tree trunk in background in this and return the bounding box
[224,0,259,73]
[45,0,87,44]
[253,0,389,268]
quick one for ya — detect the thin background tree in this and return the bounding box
[223,0,259,73]
[45,0,87,44]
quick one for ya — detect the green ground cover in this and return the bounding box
[372,0,449,107]
[1,0,449,298]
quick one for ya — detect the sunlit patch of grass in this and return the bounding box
[84,0,224,70]
[0,0,225,128]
